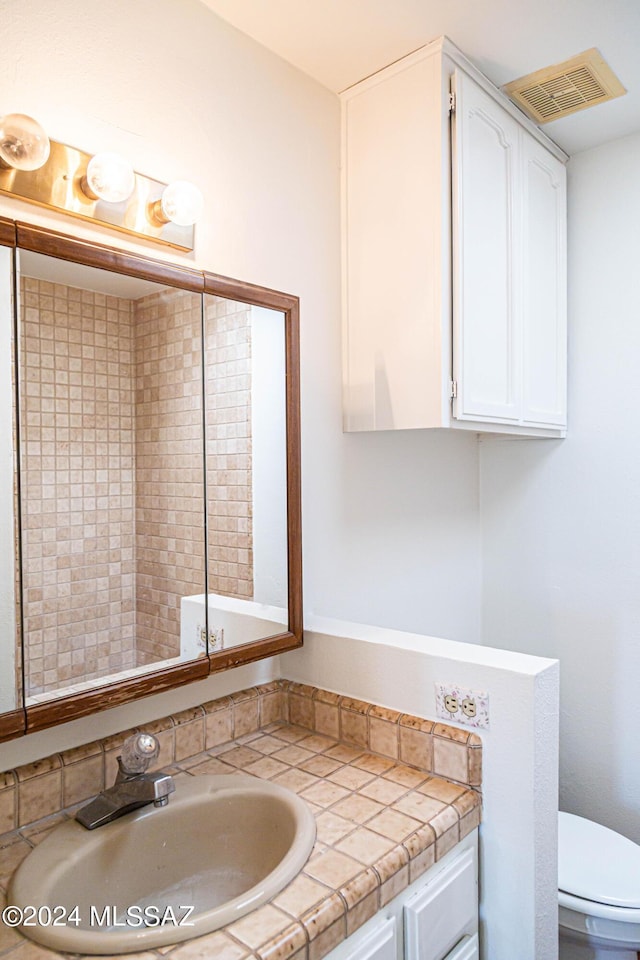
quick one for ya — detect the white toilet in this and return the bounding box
[559,811,640,959]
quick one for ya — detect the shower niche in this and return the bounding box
[0,219,301,738]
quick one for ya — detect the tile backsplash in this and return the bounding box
[0,680,481,836]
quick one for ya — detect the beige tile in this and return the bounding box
[346,888,379,937]
[380,861,409,906]
[408,839,436,884]
[469,745,483,787]
[272,745,316,766]
[309,917,346,960]
[359,778,408,805]
[394,791,446,823]
[270,725,310,744]
[299,755,343,778]
[433,722,469,743]
[0,785,16,835]
[460,804,481,839]
[175,720,205,762]
[205,709,232,750]
[336,827,396,866]
[453,789,481,818]
[367,808,422,842]
[18,770,62,826]
[315,811,357,845]
[0,941,63,960]
[339,865,379,910]
[436,821,461,859]
[260,691,286,726]
[167,930,251,960]
[327,766,374,791]
[418,777,467,804]
[399,728,432,772]
[0,890,21,952]
[0,836,31,888]
[187,756,235,776]
[289,694,314,729]
[399,714,433,733]
[273,769,320,794]
[244,757,290,780]
[298,734,337,754]
[352,754,396,775]
[216,745,262,768]
[20,813,67,845]
[248,735,286,756]
[305,849,364,888]
[340,710,368,747]
[227,903,295,950]
[274,873,333,917]
[383,765,429,789]
[258,922,307,960]
[314,701,340,739]
[15,756,61,782]
[62,754,103,806]
[432,738,469,783]
[234,699,259,738]
[430,805,461,838]
[331,794,384,824]
[300,781,350,808]
[368,718,399,759]
[323,743,365,763]
[301,890,345,941]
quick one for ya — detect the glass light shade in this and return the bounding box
[160,180,204,226]
[0,113,50,171]
[85,152,135,203]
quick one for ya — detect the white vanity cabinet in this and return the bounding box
[341,37,567,438]
[323,830,478,960]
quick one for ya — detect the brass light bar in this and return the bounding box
[0,138,196,252]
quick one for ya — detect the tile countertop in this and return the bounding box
[0,719,481,960]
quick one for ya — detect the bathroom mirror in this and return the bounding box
[0,218,301,739]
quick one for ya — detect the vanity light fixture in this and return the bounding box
[0,113,50,172]
[0,111,202,251]
[81,152,136,204]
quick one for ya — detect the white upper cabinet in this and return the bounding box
[342,38,568,437]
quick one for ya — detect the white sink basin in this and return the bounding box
[8,774,316,954]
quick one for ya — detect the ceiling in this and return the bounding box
[198,0,640,155]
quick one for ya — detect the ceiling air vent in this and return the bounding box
[503,48,626,124]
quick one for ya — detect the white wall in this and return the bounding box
[480,131,640,843]
[283,620,559,960]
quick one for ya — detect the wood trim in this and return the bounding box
[16,223,204,292]
[25,659,210,732]
[0,217,16,247]
[0,708,26,743]
[204,271,298,312]
[209,631,303,673]
[285,299,303,640]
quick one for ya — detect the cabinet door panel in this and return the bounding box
[521,132,567,427]
[452,69,520,423]
[444,934,480,960]
[404,845,477,960]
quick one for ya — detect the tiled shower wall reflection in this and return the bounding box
[19,278,137,694]
[19,279,253,695]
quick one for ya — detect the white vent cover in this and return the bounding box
[503,48,626,123]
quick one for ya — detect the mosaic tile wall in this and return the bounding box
[18,283,255,689]
[133,289,206,665]
[204,295,253,601]
[19,278,137,695]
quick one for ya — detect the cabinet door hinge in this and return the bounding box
[450,380,458,399]
[448,91,456,115]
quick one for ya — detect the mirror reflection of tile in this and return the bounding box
[17,278,253,697]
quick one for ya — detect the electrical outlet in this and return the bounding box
[435,683,489,729]
[208,627,224,651]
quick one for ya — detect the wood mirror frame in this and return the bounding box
[0,217,302,740]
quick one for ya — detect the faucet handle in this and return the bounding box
[119,732,160,776]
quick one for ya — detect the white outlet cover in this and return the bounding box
[435,683,489,729]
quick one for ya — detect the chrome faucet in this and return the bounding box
[75,732,175,830]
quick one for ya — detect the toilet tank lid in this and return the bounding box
[559,811,640,908]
